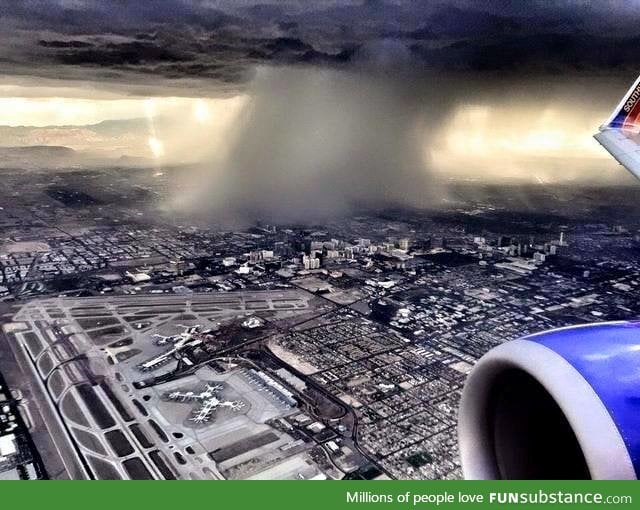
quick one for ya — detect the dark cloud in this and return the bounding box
[410,33,640,74]
[38,39,94,49]
[1,1,639,93]
[52,41,195,67]
[2,2,635,223]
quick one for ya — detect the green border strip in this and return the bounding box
[0,480,637,510]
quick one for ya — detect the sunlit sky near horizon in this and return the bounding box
[0,83,614,182]
[0,95,235,127]
[0,0,636,183]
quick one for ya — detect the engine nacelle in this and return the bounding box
[458,321,640,479]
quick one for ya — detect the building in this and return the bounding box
[533,252,546,263]
[302,254,320,270]
[222,257,236,267]
[125,271,151,283]
[0,434,17,460]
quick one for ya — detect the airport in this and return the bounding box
[0,291,339,479]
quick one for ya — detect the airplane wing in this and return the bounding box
[220,400,244,411]
[595,74,640,180]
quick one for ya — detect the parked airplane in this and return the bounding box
[152,324,211,346]
[165,384,245,424]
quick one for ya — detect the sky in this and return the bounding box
[1,1,640,219]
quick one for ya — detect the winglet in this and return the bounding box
[602,74,640,132]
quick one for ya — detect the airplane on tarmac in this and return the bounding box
[152,324,211,346]
[165,384,245,424]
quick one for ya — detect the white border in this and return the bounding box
[458,339,636,480]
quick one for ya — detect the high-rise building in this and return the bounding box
[302,254,320,270]
[559,231,568,246]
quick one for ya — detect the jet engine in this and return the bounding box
[458,321,640,479]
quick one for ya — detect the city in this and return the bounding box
[1,167,639,479]
[2,0,640,483]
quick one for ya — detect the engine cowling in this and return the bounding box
[458,321,640,479]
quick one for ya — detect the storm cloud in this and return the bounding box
[2,1,640,94]
[167,66,633,223]
[170,67,457,222]
[2,1,640,223]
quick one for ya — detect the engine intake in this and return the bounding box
[458,322,640,479]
